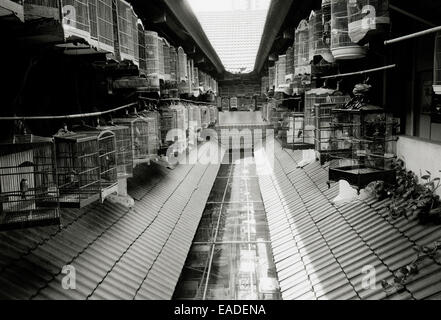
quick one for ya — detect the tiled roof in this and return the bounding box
[256,142,441,300]
[0,142,221,300]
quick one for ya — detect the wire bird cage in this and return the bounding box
[294,20,310,75]
[163,40,171,81]
[279,113,315,150]
[347,0,390,45]
[145,31,160,91]
[328,106,397,191]
[61,0,91,36]
[158,37,165,80]
[140,110,161,151]
[117,0,136,62]
[209,105,218,125]
[178,47,188,82]
[314,102,353,164]
[189,104,202,131]
[434,32,441,95]
[322,0,332,48]
[275,55,287,90]
[54,130,117,208]
[200,106,211,128]
[97,124,133,179]
[0,135,59,231]
[170,46,178,83]
[309,9,334,63]
[330,0,367,60]
[261,76,269,95]
[113,117,155,165]
[285,47,295,83]
[159,102,187,152]
[137,21,147,75]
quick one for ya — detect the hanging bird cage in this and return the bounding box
[97,124,133,179]
[131,10,139,65]
[140,110,161,151]
[434,32,441,95]
[261,76,269,95]
[0,135,59,231]
[314,102,353,164]
[328,106,397,191]
[276,55,287,91]
[330,0,367,60]
[322,0,332,48]
[294,20,311,75]
[190,105,202,130]
[170,46,178,83]
[137,21,147,75]
[158,37,165,80]
[347,0,390,45]
[163,39,171,81]
[145,31,160,92]
[285,47,295,83]
[87,0,115,53]
[117,0,136,62]
[113,117,155,165]
[55,0,91,39]
[268,66,276,91]
[309,9,334,63]
[178,47,188,82]
[279,113,315,150]
[194,67,199,91]
[54,130,117,208]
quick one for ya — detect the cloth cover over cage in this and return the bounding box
[330,0,367,60]
[145,31,160,91]
[0,135,60,231]
[309,9,334,63]
[347,0,390,45]
[294,19,310,75]
[113,117,155,164]
[328,106,397,191]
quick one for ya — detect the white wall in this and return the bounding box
[397,135,441,196]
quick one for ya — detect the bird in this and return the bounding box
[20,178,29,200]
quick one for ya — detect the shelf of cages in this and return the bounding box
[326,106,398,192]
[54,130,117,208]
[0,135,60,231]
[278,112,315,150]
[113,116,158,166]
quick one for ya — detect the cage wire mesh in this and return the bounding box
[158,37,165,80]
[294,19,310,75]
[330,0,367,60]
[117,0,136,60]
[145,31,160,91]
[96,0,114,48]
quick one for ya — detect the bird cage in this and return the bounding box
[294,20,310,75]
[314,102,353,164]
[434,32,441,95]
[54,130,117,208]
[309,10,334,63]
[87,0,115,53]
[285,47,295,83]
[137,21,147,75]
[330,0,367,60]
[140,110,161,150]
[113,117,153,165]
[209,105,218,125]
[322,0,332,47]
[200,106,211,128]
[159,103,187,152]
[279,113,315,150]
[56,0,91,39]
[158,37,165,80]
[261,76,269,95]
[268,66,276,90]
[276,55,287,90]
[194,67,199,90]
[189,105,202,130]
[117,0,136,62]
[97,124,133,179]
[347,0,390,45]
[0,135,59,231]
[131,11,139,65]
[163,39,171,81]
[145,31,160,91]
[170,46,178,83]
[328,106,397,191]
[178,47,188,82]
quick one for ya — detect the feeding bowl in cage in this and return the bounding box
[0,135,60,231]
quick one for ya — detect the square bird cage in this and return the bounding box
[279,112,315,150]
[0,135,60,231]
[54,130,117,208]
[113,117,156,165]
[328,106,398,192]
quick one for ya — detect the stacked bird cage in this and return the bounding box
[275,55,287,91]
[309,9,334,63]
[322,0,332,48]
[54,130,117,207]
[113,117,152,165]
[285,47,295,83]
[160,102,187,152]
[194,67,200,91]
[97,124,133,179]
[137,21,147,75]
[294,20,310,75]
[117,0,136,62]
[330,0,367,60]
[170,46,178,83]
[0,135,59,230]
[347,0,390,45]
[145,31,160,92]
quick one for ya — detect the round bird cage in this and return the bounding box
[347,0,390,45]
[309,10,334,63]
[294,20,311,75]
[330,0,367,60]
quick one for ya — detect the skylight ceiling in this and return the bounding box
[189,0,271,74]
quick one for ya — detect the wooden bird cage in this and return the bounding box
[97,125,133,179]
[294,20,310,75]
[347,0,390,45]
[330,0,367,60]
[113,117,154,165]
[0,135,60,231]
[88,0,116,54]
[309,9,334,63]
[279,113,315,150]
[54,130,117,208]
[145,31,160,92]
[117,0,136,62]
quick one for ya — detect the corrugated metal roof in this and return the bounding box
[256,142,441,300]
[0,142,221,300]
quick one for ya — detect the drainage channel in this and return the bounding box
[173,149,281,300]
